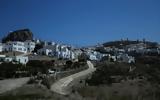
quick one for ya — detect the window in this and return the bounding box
[18,48,22,50]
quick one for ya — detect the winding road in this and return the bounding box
[50,61,96,95]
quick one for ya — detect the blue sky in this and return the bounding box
[0,0,160,46]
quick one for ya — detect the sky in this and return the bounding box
[0,0,160,46]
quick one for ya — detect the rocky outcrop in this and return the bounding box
[2,29,33,43]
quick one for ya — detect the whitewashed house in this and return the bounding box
[126,43,147,53]
[3,41,27,53]
[4,57,13,62]
[57,45,73,59]
[37,45,55,56]
[38,44,75,60]
[0,54,28,64]
[89,54,97,60]
[104,47,113,52]
[0,43,3,52]
[24,40,35,53]
[0,55,6,61]
[73,49,83,59]
[14,56,29,64]
[86,50,103,61]
[116,53,135,63]
[34,39,40,44]
[110,55,117,62]
[1,41,35,53]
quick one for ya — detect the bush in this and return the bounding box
[0,62,24,78]
[27,78,36,84]
[78,53,88,62]
[27,60,51,75]
[41,77,51,89]
[86,62,130,85]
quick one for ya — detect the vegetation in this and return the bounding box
[86,62,130,85]
[33,42,44,53]
[80,55,160,100]
[87,55,160,85]
[103,40,140,48]
[26,60,54,75]
[0,62,27,78]
[0,60,55,79]
[78,53,88,62]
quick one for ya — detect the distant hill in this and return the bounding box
[2,29,33,43]
[103,40,139,48]
[95,40,159,53]
[103,40,158,48]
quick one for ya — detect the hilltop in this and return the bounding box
[102,39,158,48]
[2,29,33,43]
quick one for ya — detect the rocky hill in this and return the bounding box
[2,29,33,43]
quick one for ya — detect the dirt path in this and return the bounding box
[51,61,96,95]
[0,77,30,94]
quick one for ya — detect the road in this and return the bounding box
[0,77,29,94]
[50,61,96,95]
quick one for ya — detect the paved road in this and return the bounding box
[0,77,29,94]
[51,61,96,95]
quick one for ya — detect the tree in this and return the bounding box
[33,43,44,53]
[66,60,73,68]
[27,60,51,75]
[78,53,88,62]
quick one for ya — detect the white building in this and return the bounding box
[0,55,28,64]
[57,45,73,59]
[126,43,147,53]
[3,41,27,53]
[38,44,75,60]
[24,40,35,53]
[38,45,55,56]
[73,49,83,59]
[86,50,103,61]
[0,43,3,52]
[116,53,135,63]
[1,41,35,53]
[14,56,29,64]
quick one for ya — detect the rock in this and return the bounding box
[2,29,33,43]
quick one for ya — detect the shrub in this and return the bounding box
[41,77,51,89]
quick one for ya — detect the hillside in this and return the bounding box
[102,40,158,48]
[2,29,33,43]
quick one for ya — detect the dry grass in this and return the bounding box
[28,55,56,61]
[0,84,83,100]
[77,79,158,100]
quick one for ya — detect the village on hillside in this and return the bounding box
[0,29,160,100]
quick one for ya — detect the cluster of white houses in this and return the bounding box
[0,40,35,64]
[0,40,159,65]
[37,43,80,60]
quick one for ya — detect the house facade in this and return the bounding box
[0,43,3,52]
[1,41,35,53]
[38,44,75,59]
[116,53,135,63]
[0,55,28,64]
